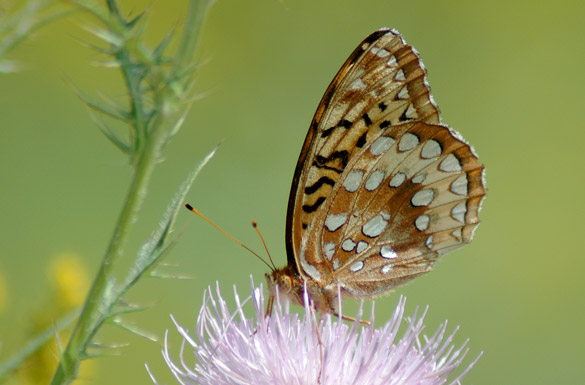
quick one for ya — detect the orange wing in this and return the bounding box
[285,28,485,296]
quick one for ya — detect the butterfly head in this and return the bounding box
[265,264,343,317]
[264,264,307,316]
[265,265,296,297]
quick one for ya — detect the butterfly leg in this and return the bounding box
[336,313,370,325]
[314,313,325,384]
[320,285,371,325]
[265,291,275,318]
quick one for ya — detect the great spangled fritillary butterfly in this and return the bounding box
[265,28,486,316]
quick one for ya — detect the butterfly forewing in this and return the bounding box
[285,28,485,299]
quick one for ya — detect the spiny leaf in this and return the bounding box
[111,319,158,342]
[126,11,145,29]
[113,301,150,315]
[75,88,131,122]
[90,59,122,68]
[149,271,192,280]
[79,22,124,47]
[90,112,132,154]
[153,27,176,61]
[165,106,190,143]
[88,342,129,351]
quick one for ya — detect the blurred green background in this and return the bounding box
[1,0,584,384]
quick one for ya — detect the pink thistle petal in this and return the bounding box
[155,277,480,385]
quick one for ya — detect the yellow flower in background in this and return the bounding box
[17,252,93,385]
[49,252,90,310]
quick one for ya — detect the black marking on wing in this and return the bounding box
[302,197,327,213]
[305,176,335,194]
[311,163,344,173]
[321,126,335,138]
[315,150,349,169]
[380,120,391,129]
[311,120,319,132]
[399,106,413,122]
[322,119,352,137]
[349,29,389,65]
[302,223,308,229]
[356,132,367,148]
[378,102,388,112]
[362,113,372,126]
[338,119,352,128]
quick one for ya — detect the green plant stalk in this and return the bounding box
[174,0,212,71]
[47,1,214,383]
[50,122,168,385]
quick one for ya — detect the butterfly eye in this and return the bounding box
[278,275,292,292]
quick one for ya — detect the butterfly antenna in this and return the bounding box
[184,203,273,271]
[251,221,277,271]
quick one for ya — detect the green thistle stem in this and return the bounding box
[48,0,214,384]
[50,123,166,384]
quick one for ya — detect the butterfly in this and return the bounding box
[264,28,486,318]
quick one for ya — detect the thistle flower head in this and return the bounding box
[153,278,480,385]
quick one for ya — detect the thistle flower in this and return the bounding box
[152,279,481,385]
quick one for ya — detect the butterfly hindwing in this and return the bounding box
[315,121,485,297]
